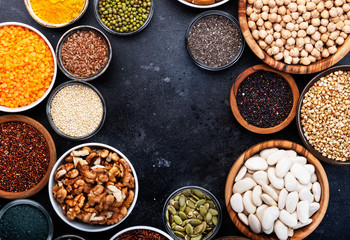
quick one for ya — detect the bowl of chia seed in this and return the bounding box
[185,10,245,71]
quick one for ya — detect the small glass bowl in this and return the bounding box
[185,10,245,71]
[110,226,172,240]
[0,199,54,240]
[55,235,86,240]
[56,25,112,81]
[162,186,222,240]
[93,0,154,36]
[46,81,106,140]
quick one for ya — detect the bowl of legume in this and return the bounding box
[163,186,222,240]
[0,22,57,112]
[178,0,229,9]
[110,226,172,240]
[56,25,112,81]
[0,199,54,240]
[185,10,245,71]
[46,81,106,140]
[94,0,154,35]
[24,0,89,28]
[297,65,350,165]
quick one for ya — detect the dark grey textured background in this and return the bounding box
[0,0,350,239]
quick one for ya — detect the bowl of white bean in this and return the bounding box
[225,140,329,240]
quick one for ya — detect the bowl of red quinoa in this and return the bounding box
[110,226,172,240]
[296,65,350,166]
[178,0,229,9]
[56,25,112,81]
[185,10,244,71]
[230,64,300,134]
[0,115,56,199]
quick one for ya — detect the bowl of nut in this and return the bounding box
[225,140,329,240]
[239,0,350,74]
[48,143,138,232]
[297,65,350,165]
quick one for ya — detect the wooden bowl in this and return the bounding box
[238,0,350,74]
[230,64,299,134]
[0,115,56,199]
[296,65,350,166]
[24,0,89,28]
[224,140,329,240]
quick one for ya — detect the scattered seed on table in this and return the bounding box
[50,84,103,137]
[236,70,293,128]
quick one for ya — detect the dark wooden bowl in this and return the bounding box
[238,0,350,74]
[296,65,350,166]
[230,64,299,134]
[0,115,56,199]
[225,140,329,240]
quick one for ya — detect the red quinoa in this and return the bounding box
[115,229,167,240]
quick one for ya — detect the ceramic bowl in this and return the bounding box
[48,143,139,232]
[0,22,57,112]
[24,0,89,28]
[230,64,299,134]
[225,140,329,240]
[110,226,172,240]
[178,0,230,9]
[0,115,56,199]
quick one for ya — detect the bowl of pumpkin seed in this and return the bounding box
[163,186,222,240]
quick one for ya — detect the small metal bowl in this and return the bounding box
[110,226,172,240]
[162,186,222,240]
[177,0,230,9]
[0,199,54,240]
[46,81,106,140]
[56,25,112,81]
[185,10,245,71]
[24,0,89,28]
[93,0,154,36]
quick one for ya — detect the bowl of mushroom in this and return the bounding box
[48,143,138,232]
[225,140,329,240]
[239,0,350,74]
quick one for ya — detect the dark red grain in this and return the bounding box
[114,229,167,240]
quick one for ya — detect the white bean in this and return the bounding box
[291,163,311,185]
[249,214,262,234]
[274,220,288,240]
[309,202,320,217]
[230,193,244,213]
[284,172,297,191]
[304,164,315,174]
[253,171,269,185]
[297,201,310,223]
[262,193,277,206]
[262,206,280,231]
[245,156,268,171]
[276,157,293,178]
[288,228,294,237]
[262,184,279,201]
[252,185,263,206]
[292,156,307,165]
[256,204,268,222]
[278,188,288,209]
[285,150,297,158]
[286,191,299,213]
[267,150,288,165]
[238,212,249,225]
[279,209,297,228]
[260,148,279,159]
[293,218,312,229]
[311,173,317,183]
[243,191,257,214]
[268,167,284,189]
[312,182,321,202]
[299,188,314,202]
[233,178,257,194]
[235,166,247,182]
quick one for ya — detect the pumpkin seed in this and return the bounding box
[168,205,177,215]
[193,224,204,234]
[180,204,186,212]
[205,212,212,222]
[182,219,190,227]
[204,203,210,210]
[206,200,215,208]
[185,224,193,235]
[174,231,185,238]
[174,225,185,232]
[185,236,191,240]
[199,206,207,217]
[212,216,218,225]
[173,201,180,210]
[208,208,218,216]
[174,194,180,201]
[183,189,192,196]
[185,207,193,215]
[190,197,197,204]
[196,199,206,208]
[166,209,169,221]
[174,215,183,225]
[179,195,186,207]
[179,211,187,220]
[193,189,205,199]
[186,200,196,209]
[191,234,202,240]
[188,219,202,226]
[187,211,194,218]
[197,214,203,220]
[201,222,207,233]
[193,210,199,216]
[191,194,200,201]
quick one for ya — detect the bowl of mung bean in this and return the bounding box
[0,22,57,112]
[46,81,106,140]
[94,0,154,35]
[56,25,112,81]
[297,65,350,165]
[178,0,229,9]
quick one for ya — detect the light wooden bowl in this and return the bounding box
[230,64,299,134]
[0,115,56,199]
[225,140,329,240]
[238,0,350,74]
[24,0,89,28]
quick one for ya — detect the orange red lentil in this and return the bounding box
[0,25,54,108]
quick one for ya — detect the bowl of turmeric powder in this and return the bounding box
[0,22,57,112]
[24,0,89,28]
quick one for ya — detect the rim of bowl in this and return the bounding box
[55,235,86,240]
[109,225,173,240]
[56,25,113,81]
[177,0,230,9]
[185,10,245,71]
[48,143,139,232]
[0,22,57,113]
[93,0,154,36]
[224,139,330,240]
[46,80,106,140]
[162,185,222,240]
[230,64,299,134]
[0,115,56,199]
[0,199,54,240]
[296,64,350,166]
[24,0,89,28]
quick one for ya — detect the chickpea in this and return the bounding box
[292,57,300,64]
[293,12,300,20]
[261,12,269,20]
[263,0,269,5]
[305,36,311,44]
[283,15,293,23]
[265,21,273,29]
[267,48,274,56]
[250,12,259,21]
[283,49,290,57]
[296,37,305,46]
[306,25,316,35]
[254,0,263,9]
[336,36,345,45]
[285,0,291,5]
[303,12,311,20]
[247,7,254,16]
[276,0,284,6]
[248,0,255,4]
[282,29,292,39]
[269,0,277,8]
[329,7,338,17]
[252,29,260,40]
[337,7,344,16]
[299,22,308,30]
[328,45,338,54]
[313,0,321,4]
[265,34,274,44]
[298,29,307,37]
[248,21,257,29]
[343,4,350,12]
[284,55,293,64]
[305,43,314,52]
[311,48,321,57]
[288,2,298,12]
[312,31,321,41]
[257,18,264,26]
[319,26,327,33]
[285,44,293,50]
[340,31,347,38]
[329,31,340,40]
[311,18,321,26]
[259,29,268,39]
[277,15,282,23]
[321,10,329,18]
[274,52,284,60]
[253,7,262,14]
[317,2,325,12]
[306,2,317,11]
[274,32,282,39]
[296,17,304,24]
[300,49,308,57]
[326,39,335,47]
[262,6,270,12]
[275,38,284,47]
[327,22,337,32]
[285,22,294,31]
[311,9,320,18]
[321,19,329,26]
[322,49,330,58]
[281,21,287,28]
[285,37,295,46]
[335,0,344,7]
[278,6,287,15]
[325,1,333,9]
[298,5,306,13]
[258,40,268,49]
[290,47,300,57]
[297,0,306,6]
[308,55,316,63]
[321,33,329,42]
[300,57,311,65]
[269,13,278,22]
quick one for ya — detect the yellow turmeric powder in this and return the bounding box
[30,0,85,24]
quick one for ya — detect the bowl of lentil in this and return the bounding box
[0,22,57,112]
[24,0,89,28]
[94,0,154,35]
[230,64,300,134]
[0,115,56,199]
[48,142,139,232]
[297,65,350,165]
[185,10,245,71]
[56,25,112,81]
[0,199,54,240]
[162,186,222,240]
[110,226,173,240]
[46,81,106,140]
[178,0,229,9]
